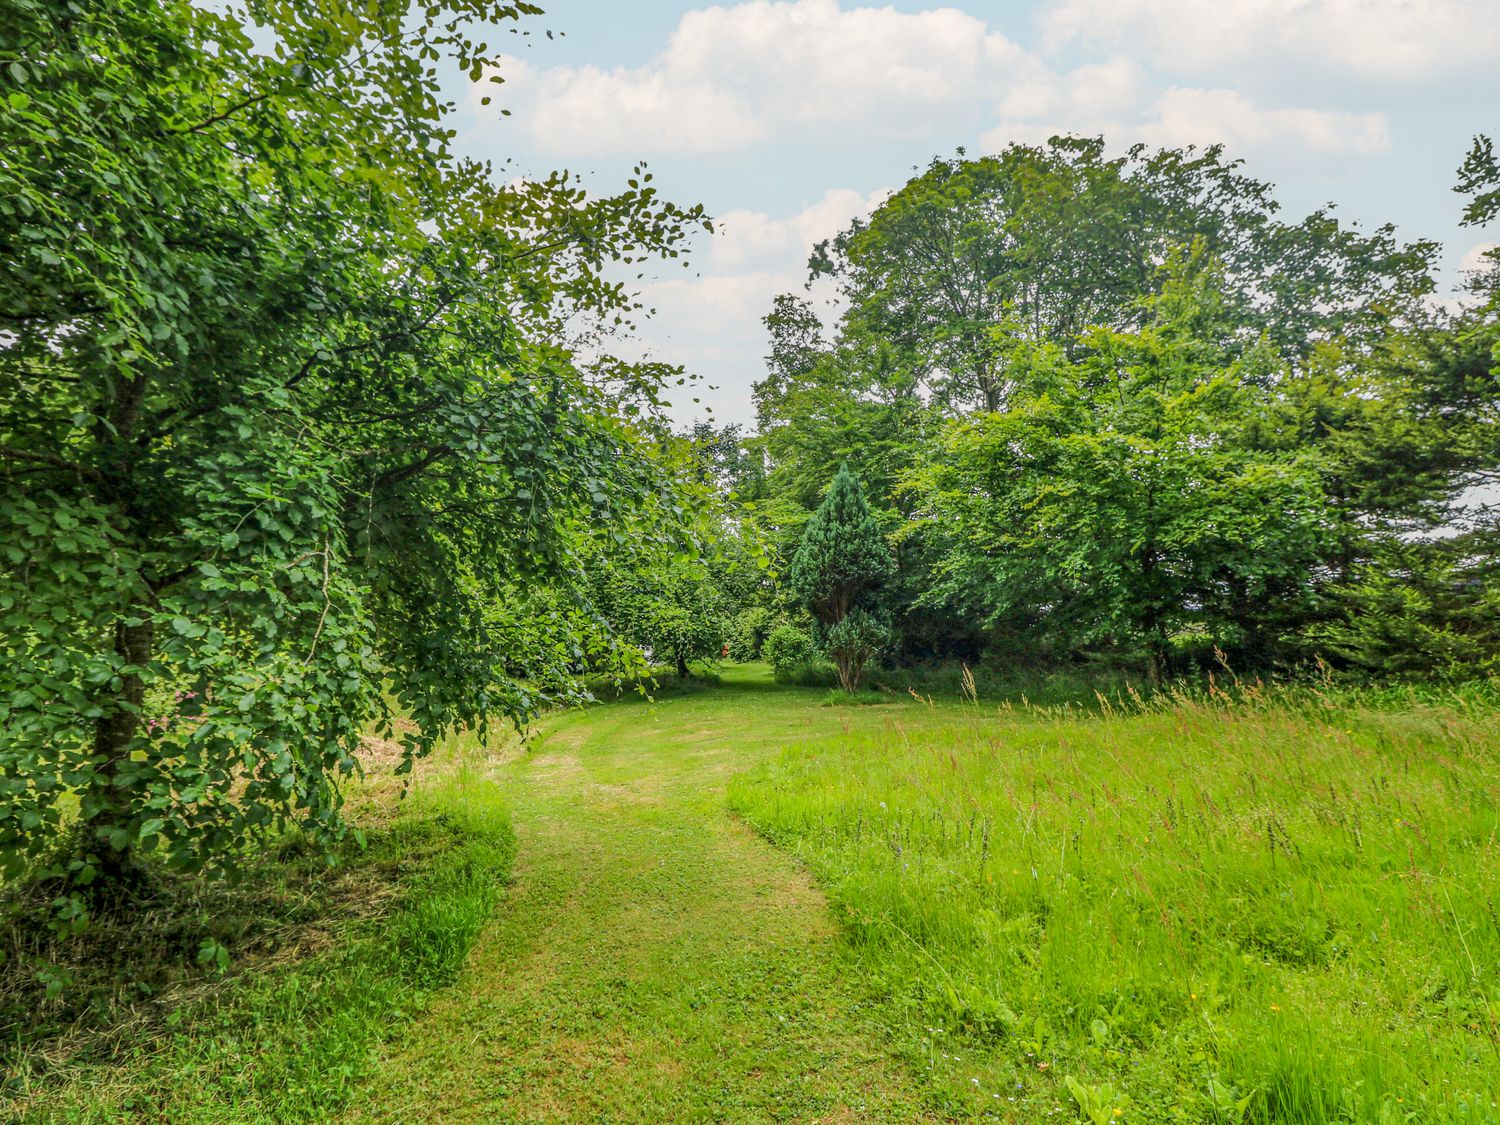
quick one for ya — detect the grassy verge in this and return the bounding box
[4,764,514,1124]
[728,678,1500,1123]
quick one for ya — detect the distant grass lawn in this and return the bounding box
[728,668,1500,1123]
[10,664,1498,1123]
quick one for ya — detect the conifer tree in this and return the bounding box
[789,465,894,690]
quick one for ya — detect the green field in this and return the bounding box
[728,670,1500,1122]
[12,665,1500,1123]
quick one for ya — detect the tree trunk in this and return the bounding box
[834,649,865,693]
[86,372,153,881]
[676,649,689,678]
[91,613,153,876]
[1146,646,1164,690]
[834,653,850,692]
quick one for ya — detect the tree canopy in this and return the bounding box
[738,135,1500,681]
[0,0,708,884]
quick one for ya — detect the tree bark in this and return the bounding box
[92,613,153,875]
[90,371,152,877]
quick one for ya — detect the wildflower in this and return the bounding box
[1270,1004,1280,1012]
[1037,1061,1049,1071]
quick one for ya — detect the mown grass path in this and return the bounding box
[344,668,935,1124]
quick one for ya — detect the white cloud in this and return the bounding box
[1140,87,1389,154]
[1041,0,1500,83]
[488,0,1033,155]
[708,187,890,273]
[1460,241,1498,273]
[983,76,1390,160]
[995,58,1147,122]
[618,187,885,422]
[495,57,765,154]
[487,1,1399,167]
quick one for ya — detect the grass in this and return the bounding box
[340,666,935,1122]
[7,762,515,1124]
[728,674,1500,1122]
[9,665,1497,1123]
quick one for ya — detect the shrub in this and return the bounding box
[788,465,894,692]
[818,609,892,693]
[728,607,777,662]
[763,624,817,682]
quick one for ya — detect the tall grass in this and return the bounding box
[729,680,1500,1123]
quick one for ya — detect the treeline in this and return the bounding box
[2,0,1496,898]
[703,138,1500,683]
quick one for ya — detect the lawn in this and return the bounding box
[10,665,1498,1123]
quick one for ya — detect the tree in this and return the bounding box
[811,138,1436,413]
[788,466,894,691]
[1308,539,1500,678]
[0,0,708,887]
[597,556,729,679]
[912,258,1333,681]
[752,138,1443,673]
[754,293,830,433]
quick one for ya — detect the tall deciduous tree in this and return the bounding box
[810,138,1436,413]
[0,0,708,886]
[788,466,894,691]
[912,258,1333,681]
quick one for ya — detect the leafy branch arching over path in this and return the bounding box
[344,667,934,1124]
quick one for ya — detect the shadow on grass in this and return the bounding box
[2,779,515,1123]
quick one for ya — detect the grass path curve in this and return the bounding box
[343,667,935,1124]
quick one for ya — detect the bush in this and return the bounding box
[728,607,777,662]
[820,608,892,693]
[763,624,818,682]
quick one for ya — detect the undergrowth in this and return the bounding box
[3,767,514,1123]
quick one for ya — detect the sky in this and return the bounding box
[445,0,1500,427]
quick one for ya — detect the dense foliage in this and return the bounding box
[762,623,818,683]
[0,0,708,884]
[788,465,894,691]
[733,136,1500,681]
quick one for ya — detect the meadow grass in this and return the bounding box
[8,667,1497,1123]
[728,675,1500,1123]
[7,764,515,1124]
